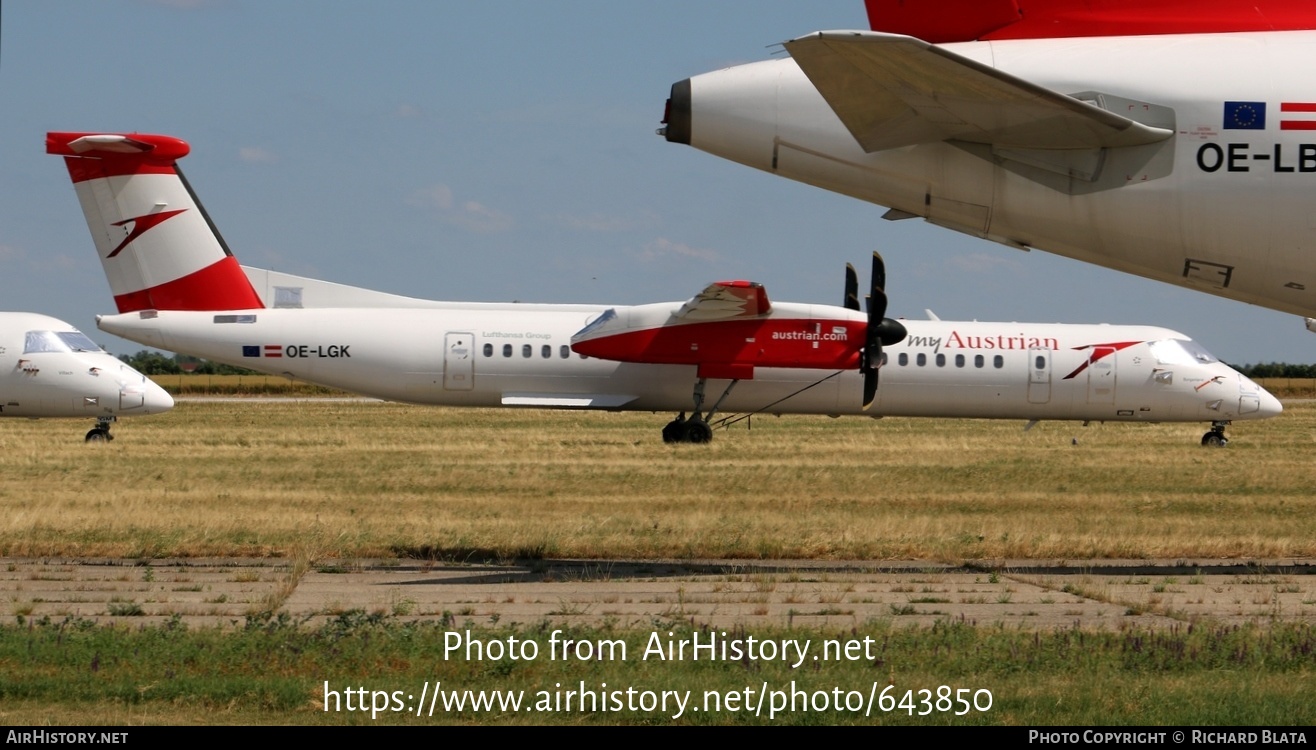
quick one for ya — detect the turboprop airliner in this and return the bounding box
[0,312,173,441]
[662,0,1316,328]
[46,131,1279,445]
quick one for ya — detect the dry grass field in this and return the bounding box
[1,400,1312,561]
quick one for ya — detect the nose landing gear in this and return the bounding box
[1201,420,1230,447]
[85,416,116,443]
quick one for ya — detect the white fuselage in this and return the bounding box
[96,305,1278,425]
[679,30,1316,318]
[0,312,173,420]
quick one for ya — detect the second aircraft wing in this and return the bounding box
[783,31,1173,153]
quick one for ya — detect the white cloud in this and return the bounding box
[394,103,424,119]
[409,184,454,210]
[549,211,659,232]
[239,147,278,164]
[637,237,719,263]
[450,201,514,233]
[28,253,80,272]
[0,244,27,263]
[408,184,513,233]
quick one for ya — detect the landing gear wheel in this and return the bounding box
[1201,420,1230,448]
[84,428,111,443]
[662,419,685,444]
[682,419,714,444]
[662,377,736,444]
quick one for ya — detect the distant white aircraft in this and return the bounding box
[46,131,1280,445]
[0,311,173,441]
[661,0,1316,327]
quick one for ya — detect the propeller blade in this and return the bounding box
[860,251,897,410]
[871,251,886,301]
[867,287,888,328]
[844,263,859,311]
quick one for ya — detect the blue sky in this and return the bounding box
[1,0,1309,364]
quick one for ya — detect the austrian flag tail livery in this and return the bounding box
[45,132,264,313]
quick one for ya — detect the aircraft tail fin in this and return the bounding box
[46,132,265,313]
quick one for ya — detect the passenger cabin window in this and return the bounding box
[522,344,532,358]
[1034,355,1046,370]
[560,345,570,359]
[993,355,1004,369]
[541,345,551,359]
[974,354,984,368]
[955,354,965,368]
[916,353,927,367]
[483,343,493,357]
[898,353,908,366]
[935,353,946,368]
[502,344,512,358]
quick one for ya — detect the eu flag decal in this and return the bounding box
[1224,101,1266,130]
[242,345,260,357]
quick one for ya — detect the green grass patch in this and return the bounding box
[1,615,1313,725]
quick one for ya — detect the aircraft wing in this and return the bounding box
[783,31,1173,153]
[674,280,771,321]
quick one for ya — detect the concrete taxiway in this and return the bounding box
[2,558,1314,630]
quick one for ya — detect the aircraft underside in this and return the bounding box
[666,30,1316,322]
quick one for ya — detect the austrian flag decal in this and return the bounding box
[1280,102,1316,131]
[242,345,283,358]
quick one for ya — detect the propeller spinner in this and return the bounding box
[850,252,907,409]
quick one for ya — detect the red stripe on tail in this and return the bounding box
[111,257,265,313]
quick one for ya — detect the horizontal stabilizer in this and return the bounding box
[784,31,1173,153]
[242,267,446,309]
[46,132,190,160]
[675,280,771,320]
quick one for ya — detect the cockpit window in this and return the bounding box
[23,330,103,354]
[24,331,63,353]
[57,331,102,352]
[1148,339,1217,366]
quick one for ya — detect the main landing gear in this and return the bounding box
[662,377,739,444]
[85,416,115,443]
[1201,420,1230,448]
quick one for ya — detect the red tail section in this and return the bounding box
[865,0,1316,43]
[46,132,265,313]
